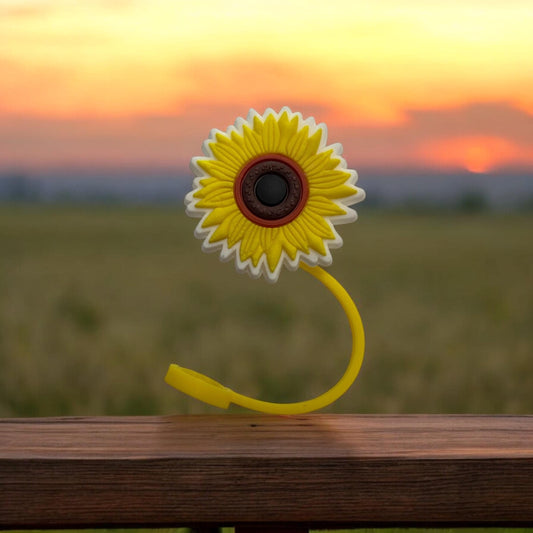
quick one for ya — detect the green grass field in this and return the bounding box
[1,205,531,417]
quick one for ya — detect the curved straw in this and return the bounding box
[165,264,365,414]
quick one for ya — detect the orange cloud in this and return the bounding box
[1,1,532,127]
[2,102,531,172]
[419,136,532,173]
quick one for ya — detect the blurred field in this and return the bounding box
[0,205,531,417]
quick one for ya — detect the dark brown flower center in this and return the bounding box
[234,154,308,227]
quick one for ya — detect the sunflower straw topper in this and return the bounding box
[165,107,366,414]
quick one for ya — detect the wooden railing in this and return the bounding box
[1,415,532,531]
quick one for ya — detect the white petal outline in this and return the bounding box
[185,107,365,282]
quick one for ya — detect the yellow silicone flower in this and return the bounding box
[185,107,365,282]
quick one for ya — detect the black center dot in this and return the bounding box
[254,173,288,207]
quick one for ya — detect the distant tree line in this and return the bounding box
[0,174,40,202]
[1,172,532,211]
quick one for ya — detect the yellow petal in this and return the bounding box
[259,226,271,251]
[242,124,264,157]
[195,189,236,208]
[303,150,341,177]
[208,210,240,243]
[260,225,293,267]
[261,114,280,153]
[306,230,327,256]
[266,236,283,273]
[316,184,359,200]
[298,128,323,165]
[252,115,264,135]
[277,111,299,153]
[285,220,310,253]
[218,130,251,156]
[227,216,250,248]
[197,159,238,181]
[287,125,310,162]
[198,177,218,187]
[251,245,264,267]
[306,196,347,217]
[259,226,280,252]
[230,130,256,161]
[192,180,232,199]
[307,169,352,188]
[209,134,247,171]
[301,211,336,240]
[282,237,298,261]
[239,223,261,262]
[201,205,238,228]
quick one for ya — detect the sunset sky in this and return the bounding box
[1,0,532,174]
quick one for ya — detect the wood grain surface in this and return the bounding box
[1,415,532,529]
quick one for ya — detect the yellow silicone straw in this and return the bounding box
[165,263,365,414]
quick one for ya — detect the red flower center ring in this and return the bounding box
[234,154,309,227]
